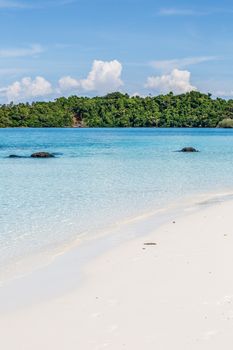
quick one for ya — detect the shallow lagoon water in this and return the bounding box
[1,128,233,272]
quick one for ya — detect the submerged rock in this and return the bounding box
[31,152,55,158]
[179,147,199,153]
[8,154,24,158]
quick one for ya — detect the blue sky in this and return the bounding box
[0,0,233,102]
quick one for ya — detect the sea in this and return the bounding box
[1,128,233,280]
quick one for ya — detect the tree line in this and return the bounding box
[1,91,233,128]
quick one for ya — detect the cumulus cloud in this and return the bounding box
[58,75,80,91]
[145,69,196,94]
[80,59,123,93]
[0,60,124,102]
[1,76,53,102]
[59,60,123,94]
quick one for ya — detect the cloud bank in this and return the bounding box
[0,60,123,102]
[1,77,53,102]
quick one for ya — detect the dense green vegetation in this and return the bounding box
[218,118,233,128]
[1,91,233,128]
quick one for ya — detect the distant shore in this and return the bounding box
[1,91,233,128]
[0,193,233,349]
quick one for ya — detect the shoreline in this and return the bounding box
[1,192,233,348]
[1,190,233,310]
[0,190,230,284]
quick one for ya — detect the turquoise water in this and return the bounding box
[1,128,233,270]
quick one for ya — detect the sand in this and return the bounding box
[0,197,233,349]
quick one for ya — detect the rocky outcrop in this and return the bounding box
[179,147,199,153]
[31,152,55,158]
[72,114,85,128]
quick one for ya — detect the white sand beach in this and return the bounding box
[1,197,233,349]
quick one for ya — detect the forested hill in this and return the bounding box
[1,91,233,128]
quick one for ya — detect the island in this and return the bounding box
[1,91,233,128]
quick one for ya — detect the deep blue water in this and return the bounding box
[1,128,233,270]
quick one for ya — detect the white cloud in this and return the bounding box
[158,8,199,16]
[0,59,124,102]
[59,59,123,94]
[157,7,233,16]
[2,76,53,102]
[0,0,25,8]
[38,0,77,7]
[151,56,217,72]
[0,68,30,76]
[0,44,44,58]
[130,92,148,98]
[145,69,196,94]
[80,60,123,93]
[0,0,76,9]
[58,76,80,91]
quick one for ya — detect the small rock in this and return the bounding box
[31,152,55,158]
[144,242,157,246]
[179,147,199,153]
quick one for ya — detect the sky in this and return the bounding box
[0,0,233,102]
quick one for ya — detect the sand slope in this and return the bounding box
[1,200,233,349]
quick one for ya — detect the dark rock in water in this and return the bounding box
[31,152,55,158]
[9,154,24,158]
[179,147,199,153]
